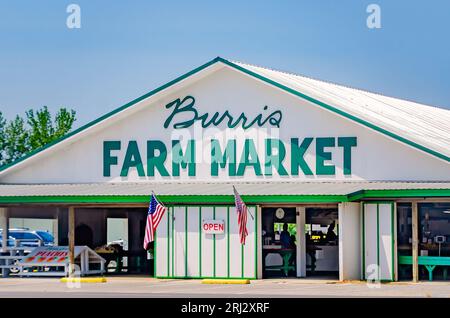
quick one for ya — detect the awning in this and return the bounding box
[0,181,449,204]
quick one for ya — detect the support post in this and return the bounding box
[338,202,361,281]
[412,202,419,282]
[296,206,306,277]
[68,206,75,277]
[0,208,8,253]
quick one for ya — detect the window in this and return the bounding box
[419,203,450,257]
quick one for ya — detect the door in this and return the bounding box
[362,202,396,281]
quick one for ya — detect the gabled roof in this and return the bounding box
[0,56,449,177]
[223,59,450,162]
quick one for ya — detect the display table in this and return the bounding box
[398,255,450,281]
[263,246,295,277]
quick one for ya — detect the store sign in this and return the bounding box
[202,220,225,234]
[164,95,283,129]
[102,95,358,178]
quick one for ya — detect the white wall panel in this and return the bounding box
[155,208,168,277]
[200,207,214,277]
[363,202,395,281]
[214,207,228,277]
[379,203,393,281]
[173,206,186,277]
[364,204,378,278]
[186,207,200,277]
[156,205,257,279]
[338,202,361,280]
[243,206,256,278]
[228,205,243,278]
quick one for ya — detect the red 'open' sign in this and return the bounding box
[202,220,225,234]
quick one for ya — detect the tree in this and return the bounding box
[0,112,6,164]
[4,115,30,164]
[26,106,76,150]
[0,107,76,166]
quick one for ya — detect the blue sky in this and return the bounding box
[1,0,449,127]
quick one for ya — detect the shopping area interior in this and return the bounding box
[261,206,339,279]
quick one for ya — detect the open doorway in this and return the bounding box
[261,207,297,278]
[305,208,339,278]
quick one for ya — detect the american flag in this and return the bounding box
[143,193,167,250]
[233,186,248,245]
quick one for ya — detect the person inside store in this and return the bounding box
[326,221,337,243]
[280,223,291,248]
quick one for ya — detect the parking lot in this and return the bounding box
[0,277,449,298]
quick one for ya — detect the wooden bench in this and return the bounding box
[398,255,450,281]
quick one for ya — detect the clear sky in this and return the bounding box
[1,0,449,128]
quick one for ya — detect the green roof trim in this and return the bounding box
[0,194,347,204]
[0,56,448,176]
[0,188,448,204]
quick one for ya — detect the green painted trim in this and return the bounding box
[0,194,348,204]
[154,225,157,277]
[348,189,450,201]
[218,58,450,163]
[376,204,380,281]
[227,206,230,279]
[1,188,449,205]
[254,206,258,279]
[167,207,170,276]
[241,242,244,278]
[0,57,223,174]
[362,203,365,280]
[199,206,202,277]
[171,206,174,277]
[391,203,395,281]
[213,206,216,278]
[185,206,188,277]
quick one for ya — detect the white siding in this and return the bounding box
[379,203,394,281]
[157,205,257,279]
[229,205,243,278]
[173,206,186,277]
[155,207,169,277]
[364,204,378,278]
[200,207,214,277]
[363,202,395,281]
[214,207,228,277]
[243,206,256,278]
[338,202,361,280]
[186,206,200,277]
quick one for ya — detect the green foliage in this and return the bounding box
[0,107,76,166]
[0,112,6,164]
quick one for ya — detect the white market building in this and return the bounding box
[0,57,449,282]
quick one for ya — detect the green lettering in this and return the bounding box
[265,139,288,176]
[338,137,357,175]
[120,141,145,177]
[172,140,196,176]
[147,140,169,177]
[237,139,262,176]
[316,137,335,175]
[211,139,236,176]
[103,141,121,177]
[290,138,313,175]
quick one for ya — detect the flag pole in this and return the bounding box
[233,185,254,220]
